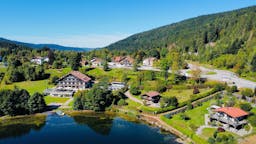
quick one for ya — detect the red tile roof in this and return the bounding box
[215,107,249,118]
[113,56,124,62]
[144,91,160,97]
[70,71,91,82]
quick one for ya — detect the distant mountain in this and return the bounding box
[107,6,256,54]
[0,37,94,51]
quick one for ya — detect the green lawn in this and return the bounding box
[46,67,72,78]
[0,79,54,95]
[200,128,239,142]
[161,100,215,144]
[86,68,138,82]
[44,96,70,105]
[162,88,212,103]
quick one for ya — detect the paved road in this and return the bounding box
[109,62,256,89]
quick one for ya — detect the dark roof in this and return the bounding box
[143,91,160,97]
[215,107,249,118]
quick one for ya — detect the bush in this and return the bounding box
[180,113,190,120]
[130,85,141,95]
[241,88,254,97]
[156,81,167,93]
[117,99,128,106]
[50,76,59,85]
[240,103,252,112]
[160,97,178,108]
[248,115,256,127]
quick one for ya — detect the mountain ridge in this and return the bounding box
[0,37,94,51]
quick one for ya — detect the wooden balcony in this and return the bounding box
[210,113,247,128]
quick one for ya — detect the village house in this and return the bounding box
[44,71,92,97]
[108,82,126,91]
[90,57,103,67]
[120,56,134,66]
[31,56,49,65]
[143,57,156,67]
[210,107,249,129]
[141,91,161,103]
[113,56,125,63]
[110,56,134,67]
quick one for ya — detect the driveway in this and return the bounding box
[124,91,143,104]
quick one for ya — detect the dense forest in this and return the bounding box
[106,6,256,78]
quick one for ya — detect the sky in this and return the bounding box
[0,0,255,48]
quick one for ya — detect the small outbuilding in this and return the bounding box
[141,91,161,103]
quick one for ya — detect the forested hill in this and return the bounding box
[0,37,93,52]
[107,6,256,54]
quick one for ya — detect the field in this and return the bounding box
[0,79,53,95]
[162,88,211,103]
[0,68,73,95]
[44,96,70,105]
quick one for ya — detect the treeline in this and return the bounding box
[0,89,46,116]
[4,56,49,83]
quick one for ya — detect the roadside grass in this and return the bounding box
[205,71,217,75]
[44,96,70,105]
[0,79,54,95]
[160,100,215,144]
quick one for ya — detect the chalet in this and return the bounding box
[210,107,249,129]
[143,57,156,67]
[120,56,134,66]
[113,56,125,63]
[57,71,92,90]
[141,91,161,103]
[90,58,103,67]
[31,56,49,65]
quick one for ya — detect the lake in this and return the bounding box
[0,113,179,144]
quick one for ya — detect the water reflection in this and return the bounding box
[72,115,113,135]
[0,116,46,139]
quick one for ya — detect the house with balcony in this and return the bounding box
[44,71,92,97]
[210,107,249,129]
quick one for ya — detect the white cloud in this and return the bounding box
[2,34,131,48]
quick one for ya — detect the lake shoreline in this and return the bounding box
[0,109,188,144]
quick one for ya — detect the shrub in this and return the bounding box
[180,113,190,120]
[248,115,256,127]
[117,99,128,106]
[160,97,178,108]
[240,103,252,112]
[241,88,254,97]
[50,76,59,85]
[130,85,141,95]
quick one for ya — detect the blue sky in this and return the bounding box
[0,0,255,48]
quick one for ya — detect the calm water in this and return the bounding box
[0,114,179,144]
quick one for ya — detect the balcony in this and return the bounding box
[210,113,247,128]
